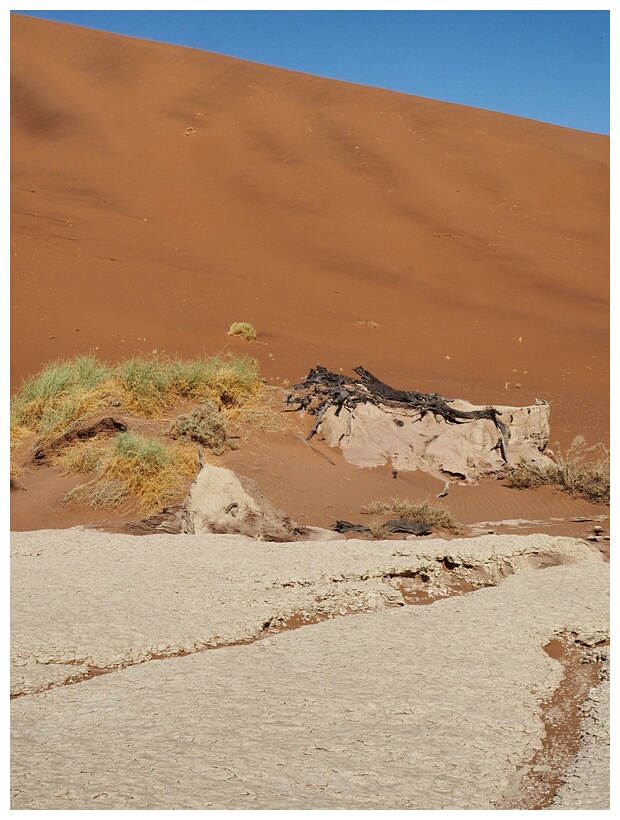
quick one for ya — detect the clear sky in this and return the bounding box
[11,7,611,135]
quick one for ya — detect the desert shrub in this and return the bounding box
[10,356,113,439]
[54,438,111,475]
[169,402,237,455]
[11,353,264,444]
[227,322,258,343]
[361,498,463,534]
[504,436,610,504]
[117,352,262,414]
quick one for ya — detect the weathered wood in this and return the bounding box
[331,520,371,533]
[383,518,433,535]
[330,518,433,536]
[294,435,336,466]
[286,365,511,460]
[31,417,128,464]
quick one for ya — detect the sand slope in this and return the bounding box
[11,13,609,448]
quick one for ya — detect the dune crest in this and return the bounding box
[10,13,608,452]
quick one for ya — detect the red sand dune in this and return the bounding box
[10,14,609,535]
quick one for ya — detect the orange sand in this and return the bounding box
[10,14,609,535]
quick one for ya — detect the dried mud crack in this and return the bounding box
[11,531,609,810]
[9,565,499,699]
[499,636,609,809]
[9,553,603,700]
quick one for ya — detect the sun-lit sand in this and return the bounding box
[10,13,609,535]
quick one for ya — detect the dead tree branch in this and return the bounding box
[286,364,511,460]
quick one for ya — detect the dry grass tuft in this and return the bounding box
[12,353,263,512]
[89,478,129,511]
[98,431,180,511]
[63,480,100,508]
[227,322,258,343]
[361,498,464,534]
[169,402,237,455]
[10,357,115,441]
[168,440,208,476]
[63,478,128,511]
[54,438,111,475]
[227,404,290,434]
[504,436,610,504]
[61,432,202,513]
[11,352,264,445]
[117,352,262,416]
[368,521,390,539]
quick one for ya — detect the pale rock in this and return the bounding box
[318,399,552,482]
[181,464,337,541]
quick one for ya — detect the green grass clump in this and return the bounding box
[101,431,198,511]
[361,498,464,534]
[117,352,262,415]
[11,352,264,442]
[12,351,264,512]
[10,356,113,440]
[107,430,201,509]
[169,402,237,456]
[62,431,200,513]
[504,436,610,505]
[227,322,258,343]
[15,355,111,404]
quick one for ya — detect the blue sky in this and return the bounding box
[11,8,610,134]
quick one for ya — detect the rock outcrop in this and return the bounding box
[317,399,552,482]
[180,464,338,541]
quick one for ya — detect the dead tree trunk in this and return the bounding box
[286,365,510,461]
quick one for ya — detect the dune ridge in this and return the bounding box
[11,13,608,445]
[10,14,609,535]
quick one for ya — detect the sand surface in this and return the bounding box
[11,13,608,447]
[11,529,609,809]
[10,13,609,537]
